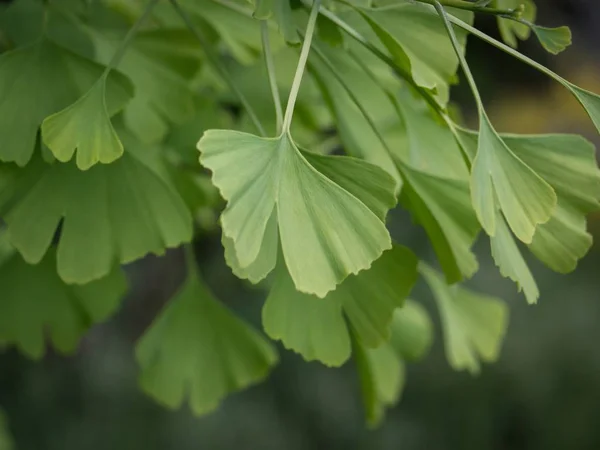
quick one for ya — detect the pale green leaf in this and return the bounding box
[389,300,433,362]
[198,130,394,297]
[0,39,131,166]
[420,263,509,374]
[355,3,473,104]
[490,211,539,304]
[532,25,572,55]
[471,114,557,243]
[42,72,134,170]
[262,245,418,366]
[0,237,126,359]
[136,269,278,416]
[253,0,273,19]
[568,84,600,134]
[354,336,404,428]
[0,138,193,284]
[503,133,600,272]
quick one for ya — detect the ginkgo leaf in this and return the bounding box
[389,300,433,362]
[198,129,395,297]
[531,25,572,55]
[136,266,278,416]
[495,0,536,47]
[354,3,473,104]
[0,238,126,359]
[252,0,273,19]
[353,336,404,428]
[42,72,134,170]
[389,89,480,282]
[471,113,557,243]
[420,263,509,374]
[504,133,600,273]
[568,84,600,134]
[0,39,132,166]
[262,245,418,366]
[0,137,193,284]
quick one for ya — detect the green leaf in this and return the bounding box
[252,0,273,19]
[355,3,473,104]
[389,89,480,282]
[0,409,14,450]
[198,129,395,297]
[568,84,600,134]
[389,300,433,362]
[531,25,572,55]
[0,137,193,284]
[0,236,126,359]
[42,72,134,170]
[420,263,509,374]
[0,39,131,166]
[490,210,539,304]
[495,0,536,47]
[503,133,600,273]
[262,245,418,366]
[354,336,404,428]
[136,267,278,416]
[471,114,557,243]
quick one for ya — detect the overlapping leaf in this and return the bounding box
[0,137,193,284]
[136,266,278,416]
[198,129,396,297]
[353,2,473,104]
[420,263,509,374]
[262,245,418,366]
[251,0,300,44]
[0,235,126,359]
[495,0,536,47]
[0,39,132,166]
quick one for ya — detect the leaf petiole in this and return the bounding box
[282,0,321,133]
[412,0,521,18]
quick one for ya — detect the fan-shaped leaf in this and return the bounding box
[532,25,572,55]
[262,245,418,366]
[496,0,536,47]
[420,263,509,374]
[0,236,126,359]
[568,84,600,134]
[136,268,278,416]
[198,129,395,297]
[0,139,193,284]
[42,72,134,170]
[0,39,131,166]
[389,300,433,362]
[471,114,557,243]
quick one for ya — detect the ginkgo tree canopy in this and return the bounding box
[0,0,599,431]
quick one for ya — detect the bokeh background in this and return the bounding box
[2,1,600,449]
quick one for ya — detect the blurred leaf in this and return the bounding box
[389,300,434,362]
[198,129,394,297]
[496,0,536,47]
[354,336,404,428]
[42,72,134,170]
[0,137,193,284]
[0,234,126,359]
[263,246,418,366]
[136,263,278,416]
[0,408,14,450]
[420,263,509,374]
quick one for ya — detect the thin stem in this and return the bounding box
[262,21,283,133]
[407,0,520,17]
[169,0,266,136]
[433,1,485,111]
[106,0,160,72]
[448,13,568,87]
[282,0,321,132]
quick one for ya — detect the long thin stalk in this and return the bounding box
[282,0,321,132]
[169,0,266,136]
[410,0,520,17]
